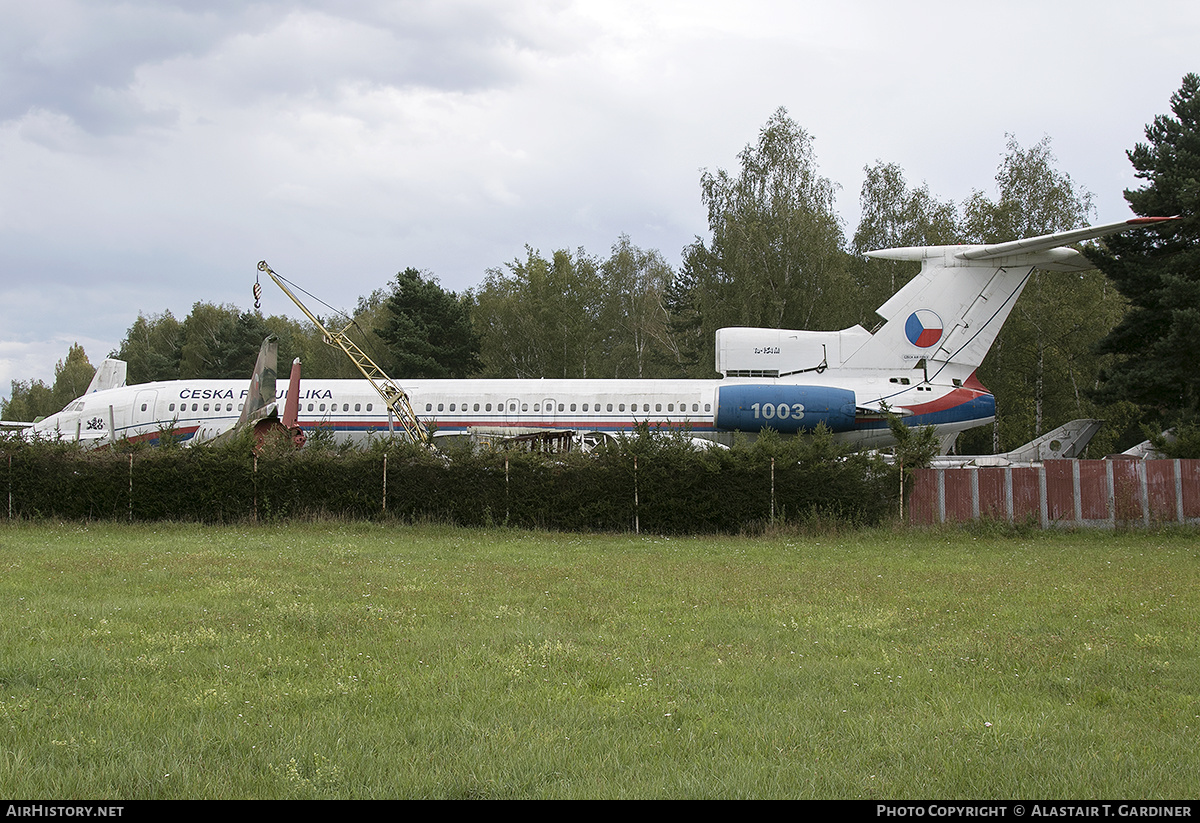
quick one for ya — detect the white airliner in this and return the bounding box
[19,218,1175,452]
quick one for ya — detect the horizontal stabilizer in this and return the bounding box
[955,217,1178,261]
[866,217,1178,266]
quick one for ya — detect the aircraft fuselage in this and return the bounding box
[26,370,994,449]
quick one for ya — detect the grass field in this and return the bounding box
[0,520,1197,799]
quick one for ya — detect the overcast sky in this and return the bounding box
[2,0,1197,400]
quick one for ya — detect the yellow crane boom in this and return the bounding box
[257,261,430,444]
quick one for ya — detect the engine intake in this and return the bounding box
[715,385,857,433]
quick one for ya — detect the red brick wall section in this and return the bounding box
[907,460,1200,528]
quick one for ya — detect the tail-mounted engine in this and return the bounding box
[715,385,856,433]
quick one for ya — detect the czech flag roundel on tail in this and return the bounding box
[905,310,943,348]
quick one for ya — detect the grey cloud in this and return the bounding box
[0,1,565,135]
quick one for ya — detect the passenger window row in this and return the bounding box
[304,403,373,413]
[423,401,712,414]
[168,403,241,413]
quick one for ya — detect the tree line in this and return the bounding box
[6,75,1198,456]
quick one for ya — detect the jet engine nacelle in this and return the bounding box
[715,385,857,433]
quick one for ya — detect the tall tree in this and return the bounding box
[2,343,95,421]
[374,268,481,379]
[851,162,960,323]
[679,108,853,349]
[114,311,184,383]
[177,303,272,380]
[51,343,96,410]
[1,379,56,422]
[471,247,603,379]
[956,136,1109,454]
[658,262,709,377]
[597,236,675,378]
[1088,73,1200,435]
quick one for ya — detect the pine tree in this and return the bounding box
[1088,74,1200,428]
[375,268,481,379]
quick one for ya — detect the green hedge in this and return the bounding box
[0,428,897,532]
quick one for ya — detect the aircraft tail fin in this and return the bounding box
[844,218,1178,377]
[236,336,279,427]
[276,357,307,448]
[86,359,128,394]
[282,358,301,430]
[193,336,280,447]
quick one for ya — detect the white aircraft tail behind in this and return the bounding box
[85,359,128,395]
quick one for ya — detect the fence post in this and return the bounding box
[128,452,133,522]
[770,457,776,524]
[382,452,388,514]
[633,454,640,535]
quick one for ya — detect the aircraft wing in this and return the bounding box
[0,420,34,429]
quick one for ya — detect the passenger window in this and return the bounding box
[473,403,480,412]
[343,404,349,412]
[437,403,444,412]
[355,403,361,412]
[643,404,650,412]
[426,404,433,412]
[655,404,662,412]
[366,404,372,411]
[521,403,528,412]
[192,403,198,412]
[449,404,456,412]
[570,403,576,412]
[307,404,314,411]
[486,403,492,412]
[704,404,711,412]
[319,404,326,412]
[558,403,564,412]
[619,404,625,412]
[607,404,613,412]
[169,404,175,412]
